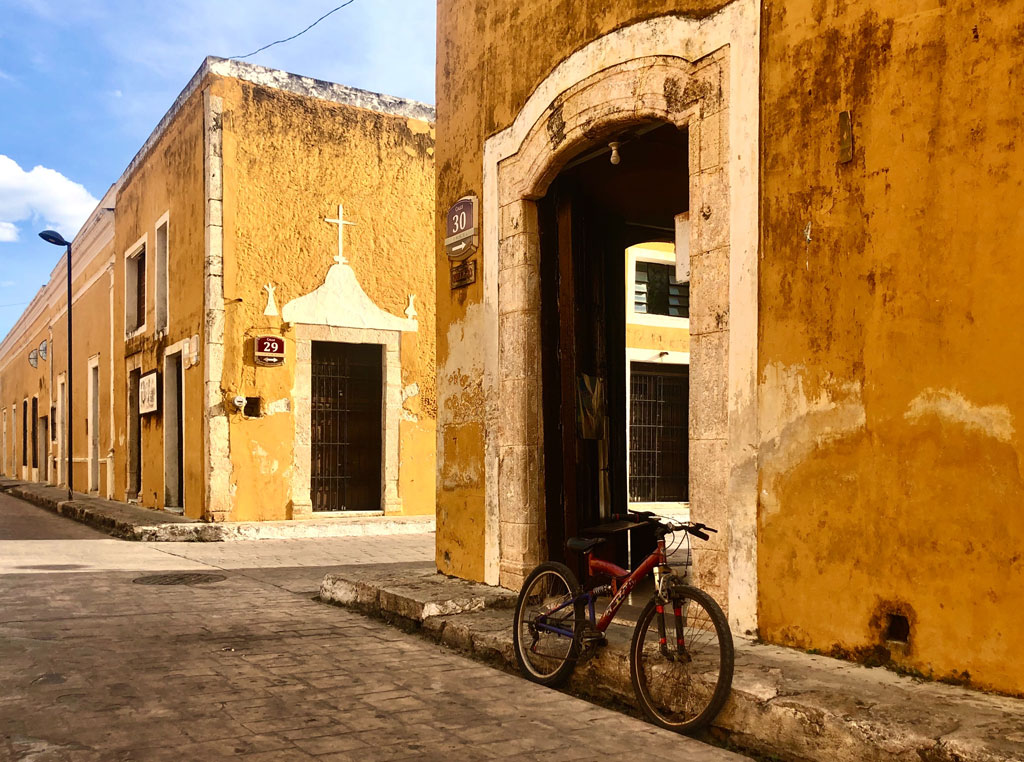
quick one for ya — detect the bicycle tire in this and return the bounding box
[512,561,585,687]
[629,583,734,733]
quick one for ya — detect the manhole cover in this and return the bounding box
[132,573,227,586]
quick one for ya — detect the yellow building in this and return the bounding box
[1,57,436,523]
[433,0,1024,696]
[624,242,691,518]
[0,187,117,493]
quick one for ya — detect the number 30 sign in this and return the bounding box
[444,195,478,260]
[254,335,285,366]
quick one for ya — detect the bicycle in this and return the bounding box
[512,510,734,734]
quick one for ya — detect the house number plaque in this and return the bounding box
[444,195,478,260]
[254,335,286,366]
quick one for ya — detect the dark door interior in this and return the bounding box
[540,185,627,567]
[311,341,382,512]
[537,122,690,571]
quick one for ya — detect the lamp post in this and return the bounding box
[39,230,72,500]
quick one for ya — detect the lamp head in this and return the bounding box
[39,230,70,247]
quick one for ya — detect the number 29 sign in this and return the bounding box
[254,335,286,367]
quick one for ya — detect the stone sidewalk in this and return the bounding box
[320,562,1024,762]
[0,479,434,541]
[0,496,744,762]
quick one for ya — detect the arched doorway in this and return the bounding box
[479,9,760,635]
[536,123,690,574]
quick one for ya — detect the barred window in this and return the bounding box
[629,363,689,502]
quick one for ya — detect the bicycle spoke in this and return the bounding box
[514,565,583,683]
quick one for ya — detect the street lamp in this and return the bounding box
[39,229,73,500]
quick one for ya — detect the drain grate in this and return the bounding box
[132,573,227,586]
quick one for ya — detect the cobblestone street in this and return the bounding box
[0,494,744,761]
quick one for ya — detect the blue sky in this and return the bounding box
[0,0,436,337]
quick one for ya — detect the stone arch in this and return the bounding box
[479,5,760,635]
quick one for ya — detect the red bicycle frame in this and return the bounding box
[589,538,667,632]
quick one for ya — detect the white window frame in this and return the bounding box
[154,212,169,337]
[21,397,28,478]
[124,233,148,339]
[626,241,691,330]
[163,338,188,513]
[87,356,100,493]
[56,373,66,487]
[126,355,144,502]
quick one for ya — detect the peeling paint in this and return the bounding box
[905,389,1014,443]
[264,398,290,416]
[759,362,866,518]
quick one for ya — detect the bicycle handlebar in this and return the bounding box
[610,510,718,541]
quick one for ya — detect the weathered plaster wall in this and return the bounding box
[217,76,436,521]
[758,0,1024,694]
[436,0,735,582]
[112,89,206,517]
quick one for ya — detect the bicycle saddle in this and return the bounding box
[566,536,605,554]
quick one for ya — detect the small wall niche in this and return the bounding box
[243,397,262,418]
[885,613,911,644]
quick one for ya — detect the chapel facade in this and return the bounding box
[0,57,436,522]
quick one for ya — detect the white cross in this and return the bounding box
[324,203,357,264]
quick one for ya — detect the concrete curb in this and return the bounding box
[320,565,1024,762]
[1,481,435,541]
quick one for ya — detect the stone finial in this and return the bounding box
[405,294,418,320]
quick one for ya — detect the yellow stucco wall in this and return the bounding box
[0,217,114,494]
[214,75,436,521]
[436,0,1024,694]
[112,88,206,517]
[757,0,1024,695]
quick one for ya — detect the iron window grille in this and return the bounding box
[629,362,689,502]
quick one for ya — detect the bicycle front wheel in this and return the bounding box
[513,562,584,687]
[630,584,734,733]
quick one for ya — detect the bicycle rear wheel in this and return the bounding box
[513,562,584,687]
[630,584,734,733]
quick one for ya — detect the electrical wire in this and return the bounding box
[230,0,359,60]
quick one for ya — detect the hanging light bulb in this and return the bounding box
[609,141,621,165]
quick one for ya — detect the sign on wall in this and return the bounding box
[450,259,477,290]
[444,195,478,260]
[140,371,159,414]
[254,335,286,367]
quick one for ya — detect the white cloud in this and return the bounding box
[0,280,14,288]
[0,155,98,241]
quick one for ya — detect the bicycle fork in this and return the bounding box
[655,563,691,661]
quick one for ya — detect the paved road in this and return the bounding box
[0,493,745,761]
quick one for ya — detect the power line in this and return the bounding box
[231,0,359,60]
[0,301,31,309]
